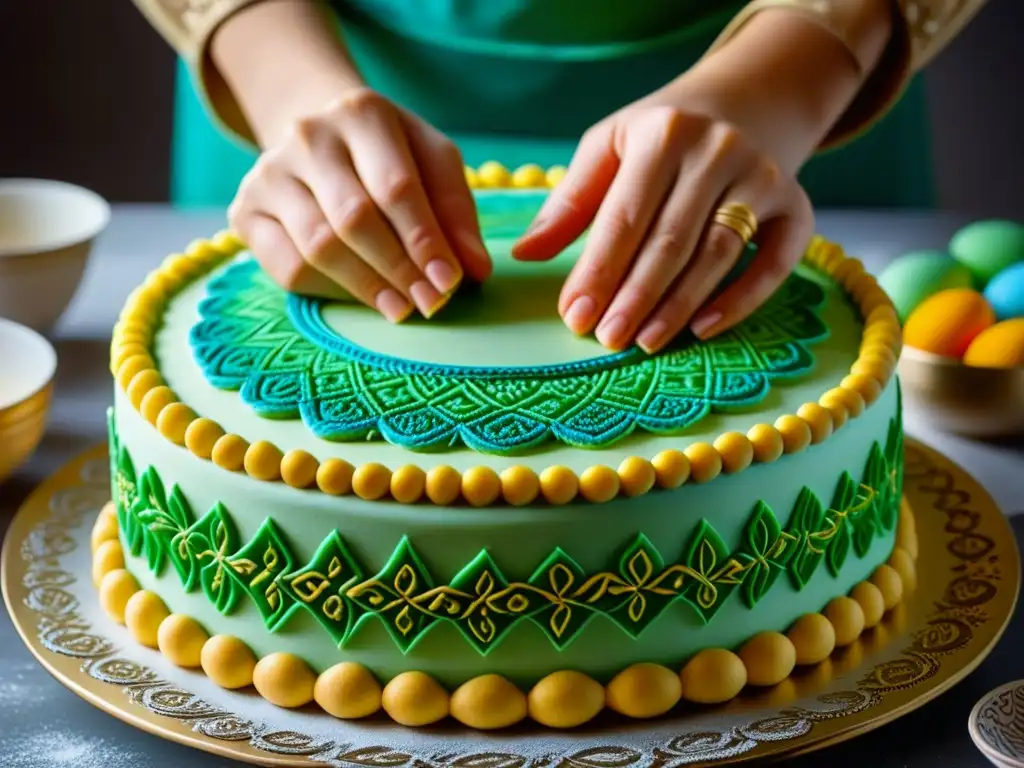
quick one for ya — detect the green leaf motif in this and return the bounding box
[134,468,198,577]
[785,488,826,589]
[824,472,857,577]
[106,408,120,496]
[737,502,790,609]
[598,534,676,638]
[114,446,143,557]
[281,531,365,646]
[854,445,888,557]
[348,537,438,653]
[140,525,167,574]
[827,523,851,578]
[225,518,297,631]
[527,549,593,648]
[883,396,904,532]
[681,521,739,623]
[447,550,525,654]
[172,503,242,614]
[165,488,198,584]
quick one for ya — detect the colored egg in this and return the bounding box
[949,220,1024,285]
[903,288,995,358]
[983,262,1024,320]
[877,250,973,321]
[963,319,1024,368]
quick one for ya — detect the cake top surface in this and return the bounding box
[112,185,901,505]
[184,191,833,456]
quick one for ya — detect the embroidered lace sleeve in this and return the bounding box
[132,0,264,144]
[709,0,988,149]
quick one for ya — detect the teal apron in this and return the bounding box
[172,0,933,208]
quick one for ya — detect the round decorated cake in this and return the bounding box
[94,180,913,730]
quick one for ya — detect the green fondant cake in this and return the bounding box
[102,187,908,729]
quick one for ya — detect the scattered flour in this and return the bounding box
[0,660,51,709]
[3,728,148,768]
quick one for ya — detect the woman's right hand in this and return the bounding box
[228,87,492,322]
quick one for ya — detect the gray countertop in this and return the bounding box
[1,207,1022,767]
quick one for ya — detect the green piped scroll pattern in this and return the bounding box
[108,411,903,654]
[223,518,299,631]
[188,260,829,454]
[108,409,244,614]
[172,503,244,615]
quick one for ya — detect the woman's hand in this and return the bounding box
[512,3,896,352]
[513,100,814,353]
[228,88,491,322]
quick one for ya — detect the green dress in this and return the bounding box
[172,0,933,208]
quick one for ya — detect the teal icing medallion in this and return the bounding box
[108,404,904,656]
[189,259,830,455]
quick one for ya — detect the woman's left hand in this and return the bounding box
[512,97,814,354]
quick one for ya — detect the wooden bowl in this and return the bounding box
[0,179,110,332]
[969,680,1024,767]
[0,317,57,483]
[898,345,1024,438]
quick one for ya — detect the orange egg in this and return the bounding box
[903,289,995,358]
[963,319,1024,368]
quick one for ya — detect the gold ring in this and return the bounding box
[713,202,758,245]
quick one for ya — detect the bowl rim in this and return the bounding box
[0,317,57,410]
[0,178,111,258]
[968,679,1024,767]
[900,343,1024,372]
[900,345,964,367]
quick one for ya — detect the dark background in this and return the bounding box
[1,0,1022,215]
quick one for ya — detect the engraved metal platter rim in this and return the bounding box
[2,439,1018,768]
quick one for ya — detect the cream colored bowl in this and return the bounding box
[0,178,110,332]
[0,317,57,483]
[898,345,1024,438]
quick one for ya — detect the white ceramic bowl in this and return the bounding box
[970,680,1024,768]
[0,178,110,332]
[0,317,57,483]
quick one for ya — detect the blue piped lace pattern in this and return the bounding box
[188,260,829,455]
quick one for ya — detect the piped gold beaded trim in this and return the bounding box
[109,165,901,505]
[93,499,917,729]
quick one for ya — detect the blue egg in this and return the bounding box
[984,262,1024,320]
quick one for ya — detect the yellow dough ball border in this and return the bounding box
[109,169,901,507]
[94,499,917,729]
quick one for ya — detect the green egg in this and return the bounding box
[877,250,974,322]
[949,220,1024,285]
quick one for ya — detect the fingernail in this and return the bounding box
[596,314,628,350]
[425,258,461,294]
[563,295,597,335]
[457,231,492,279]
[426,290,452,318]
[376,288,413,324]
[410,280,443,318]
[637,320,668,354]
[691,311,723,340]
[523,215,546,237]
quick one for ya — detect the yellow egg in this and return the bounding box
[903,289,995,358]
[963,319,1024,368]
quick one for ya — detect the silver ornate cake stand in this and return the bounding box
[2,439,1018,767]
